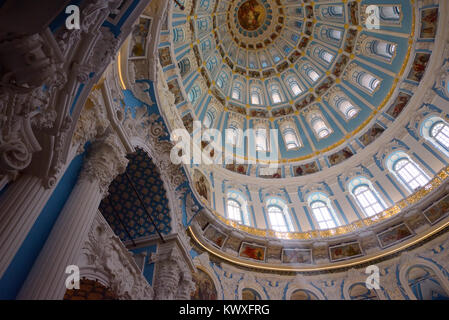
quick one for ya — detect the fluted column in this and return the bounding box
[0,175,57,277]
[17,133,128,300]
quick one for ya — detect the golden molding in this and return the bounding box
[188,215,449,273]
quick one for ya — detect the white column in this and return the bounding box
[17,134,128,300]
[0,174,59,277]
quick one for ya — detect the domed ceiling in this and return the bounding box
[130,0,448,268]
[161,0,416,179]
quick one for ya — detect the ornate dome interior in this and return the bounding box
[2,0,449,301]
[148,0,449,267]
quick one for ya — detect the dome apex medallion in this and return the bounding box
[237,0,266,31]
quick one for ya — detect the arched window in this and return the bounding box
[281,122,301,150]
[188,85,201,104]
[421,117,449,156]
[352,70,380,93]
[268,205,289,232]
[352,184,384,217]
[266,198,294,232]
[431,121,449,151]
[226,122,241,146]
[322,5,344,17]
[379,6,401,21]
[206,56,218,73]
[307,111,332,139]
[248,53,258,69]
[259,52,270,68]
[372,40,396,60]
[285,76,303,97]
[269,47,282,63]
[178,58,191,77]
[216,71,229,89]
[333,96,359,120]
[313,47,334,64]
[254,125,268,152]
[269,83,284,104]
[227,199,242,223]
[231,81,244,102]
[173,27,185,43]
[227,190,251,225]
[203,108,216,128]
[310,201,337,230]
[392,157,429,191]
[250,85,263,105]
[308,192,340,230]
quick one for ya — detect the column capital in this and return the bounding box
[80,133,128,196]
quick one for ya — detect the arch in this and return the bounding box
[306,109,333,139]
[280,121,301,150]
[347,282,379,300]
[399,258,449,300]
[237,277,268,300]
[286,283,325,300]
[249,84,264,105]
[177,57,191,78]
[421,116,449,157]
[307,192,340,230]
[268,81,285,104]
[253,122,270,152]
[385,151,430,193]
[285,74,303,97]
[266,197,294,232]
[348,176,386,218]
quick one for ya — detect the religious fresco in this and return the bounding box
[348,1,359,26]
[377,223,413,248]
[225,163,248,175]
[242,288,262,300]
[281,249,312,264]
[359,123,385,147]
[329,241,363,262]
[407,53,431,83]
[239,242,266,261]
[271,106,293,117]
[167,79,184,104]
[344,29,358,53]
[423,193,449,225]
[193,170,210,203]
[238,0,266,31]
[295,94,315,110]
[129,16,151,58]
[259,167,281,179]
[420,8,439,39]
[333,55,350,77]
[293,161,319,176]
[191,269,218,300]
[385,92,412,119]
[328,147,354,166]
[158,47,172,67]
[203,224,228,248]
[181,113,194,133]
[250,109,269,118]
[315,77,334,96]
